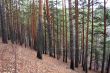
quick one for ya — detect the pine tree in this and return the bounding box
[81,0,85,68]
[46,0,53,57]
[89,0,94,70]
[75,0,79,68]
[37,0,44,59]
[0,0,8,44]
[101,0,107,73]
[84,0,90,72]
[68,0,74,70]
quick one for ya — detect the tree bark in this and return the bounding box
[106,54,110,73]
[75,0,79,68]
[68,0,74,70]
[101,0,107,73]
[84,0,90,72]
[0,0,8,44]
[37,0,44,59]
[89,0,94,70]
[46,0,53,57]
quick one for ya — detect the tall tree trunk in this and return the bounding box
[0,0,8,43]
[101,0,107,73]
[43,1,47,54]
[62,0,65,62]
[56,0,60,59]
[52,8,55,58]
[75,0,79,68]
[28,1,32,48]
[15,0,18,44]
[82,0,85,68]
[68,0,74,70]
[46,0,53,57]
[10,0,14,44]
[89,0,94,70]
[84,0,90,72]
[31,0,37,49]
[37,0,44,59]
[65,0,68,62]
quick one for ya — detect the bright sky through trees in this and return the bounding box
[51,0,110,8]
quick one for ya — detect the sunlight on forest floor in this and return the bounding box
[0,42,99,73]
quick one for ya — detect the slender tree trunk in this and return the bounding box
[44,1,47,54]
[106,54,110,73]
[5,0,10,41]
[31,0,37,49]
[101,0,107,73]
[56,0,60,59]
[75,0,79,68]
[89,0,94,70]
[37,0,44,59]
[84,0,90,72]
[16,1,19,43]
[46,0,53,57]
[68,0,74,70]
[62,0,65,62]
[28,1,32,48]
[65,1,68,63]
[0,0,8,43]
[59,17,62,59]
[94,34,99,71]
[82,0,85,68]
[11,0,14,44]
[52,9,55,58]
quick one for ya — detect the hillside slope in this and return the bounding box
[0,43,98,73]
[0,43,76,73]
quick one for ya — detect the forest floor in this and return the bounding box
[0,42,99,73]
